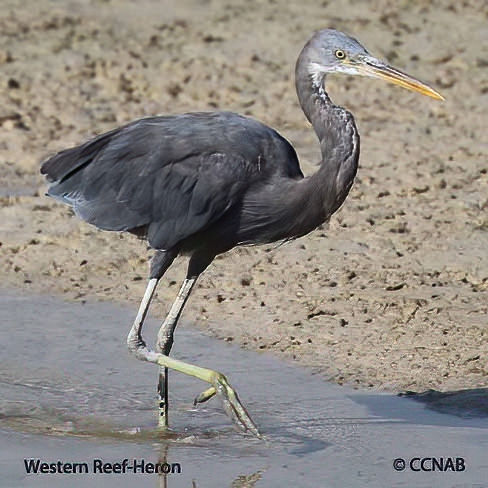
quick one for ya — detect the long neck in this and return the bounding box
[235,50,362,247]
[295,52,360,221]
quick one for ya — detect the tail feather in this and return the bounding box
[40,127,120,183]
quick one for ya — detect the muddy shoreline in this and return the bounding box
[0,0,486,394]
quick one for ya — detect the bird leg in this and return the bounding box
[153,353,260,437]
[127,277,260,437]
[127,277,159,353]
[155,277,197,428]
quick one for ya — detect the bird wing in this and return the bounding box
[41,113,301,250]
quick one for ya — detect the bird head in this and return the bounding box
[303,29,444,100]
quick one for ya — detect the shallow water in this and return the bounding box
[0,291,486,487]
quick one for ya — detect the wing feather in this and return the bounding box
[41,112,301,250]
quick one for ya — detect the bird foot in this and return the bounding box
[204,372,261,438]
[194,386,217,405]
[134,348,261,437]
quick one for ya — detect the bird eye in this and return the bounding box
[335,49,346,59]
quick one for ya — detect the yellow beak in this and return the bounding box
[357,60,444,100]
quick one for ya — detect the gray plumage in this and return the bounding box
[43,112,306,252]
[41,31,364,276]
[40,29,442,435]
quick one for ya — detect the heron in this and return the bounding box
[41,29,443,437]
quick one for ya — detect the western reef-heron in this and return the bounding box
[41,29,443,437]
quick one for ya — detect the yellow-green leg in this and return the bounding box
[127,277,260,437]
[152,352,260,437]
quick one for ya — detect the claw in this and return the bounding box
[209,372,261,438]
[194,386,217,405]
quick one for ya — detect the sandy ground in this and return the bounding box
[0,0,486,394]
